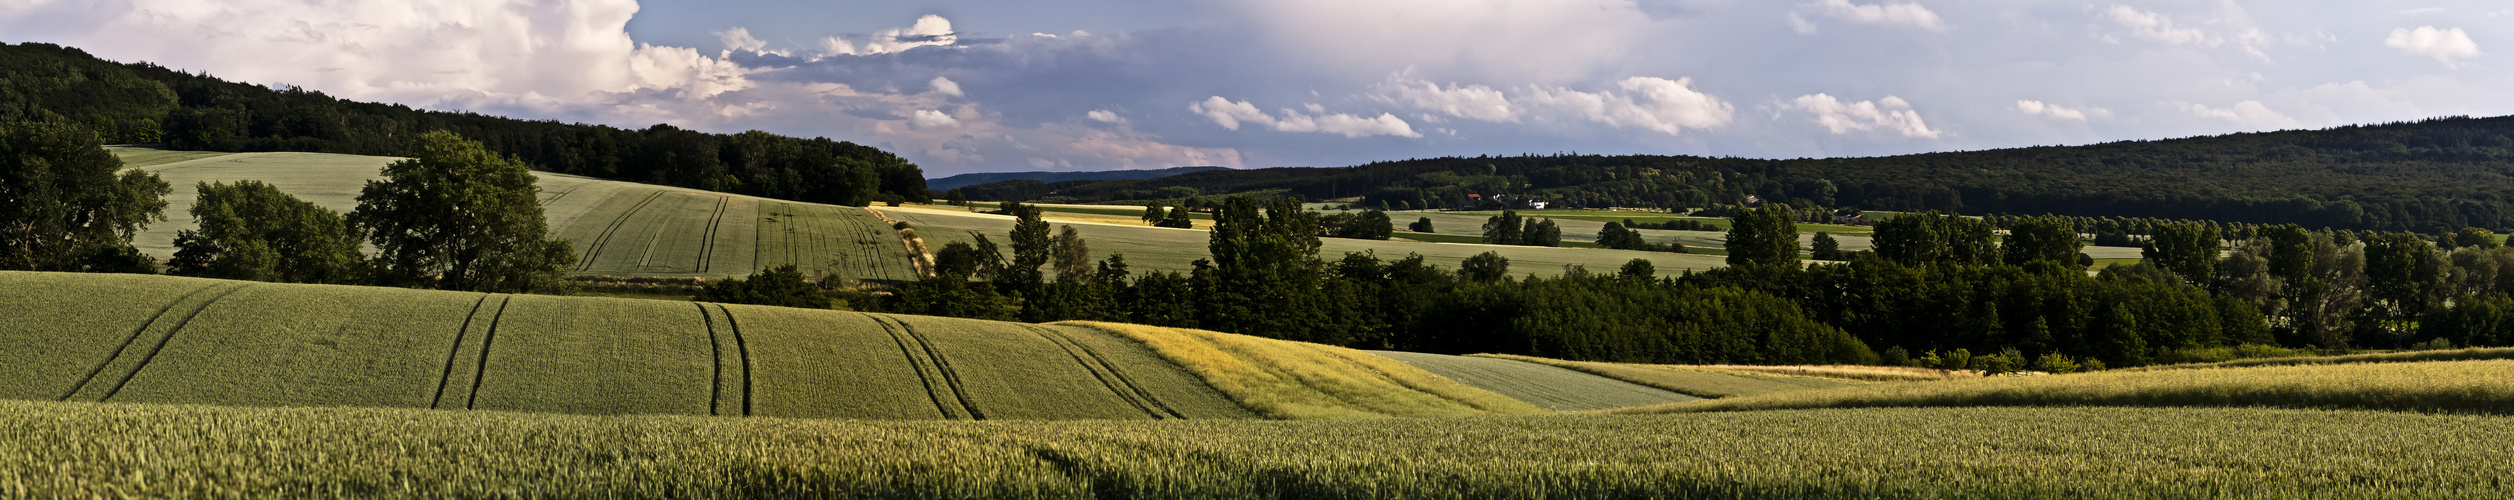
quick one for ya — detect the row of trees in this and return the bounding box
[1480,211,1562,246]
[0,120,573,293]
[883,198,1873,364]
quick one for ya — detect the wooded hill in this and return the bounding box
[0,42,926,207]
[971,116,2514,233]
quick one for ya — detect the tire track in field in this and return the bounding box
[717,304,754,416]
[538,181,590,206]
[1023,325,1183,419]
[83,284,255,402]
[870,315,982,420]
[463,297,515,410]
[428,294,494,409]
[694,197,730,274]
[57,282,235,401]
[573,190,666,271]
[696,303,753,416]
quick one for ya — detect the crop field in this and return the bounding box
[5,401,2512,497]
[0,272,1256,421]
[107,148,923,281]
[1070,322,1545,419]
[883,205,1730,277]
[1368,351,1697,411]
[2126,347,2514,371]
[1470,354,1866,398]
[1620,358,2514,415]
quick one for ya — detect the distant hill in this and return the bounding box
[928,166,1231,190]
[978,116,2514,232]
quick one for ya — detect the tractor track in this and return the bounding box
[77,284,254,402]
[58,283,239,401]
[573,191,666,271]
[463,296,515,410]
[429,294,495,409]
[872,315,983,420]
[1025,325,1183,419]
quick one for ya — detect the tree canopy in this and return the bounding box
[348,131,572,293]
[0,120,167,272]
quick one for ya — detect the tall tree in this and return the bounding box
[2142,222,2223,288]
[0,120,169,272]
[1482,210,1524,245]
[1003,201,1051,289]
[1872,210,1995,266]
[1049,225,1092,282]
[167,180,364,283]
[348,130,573,293]
[2003,215,2086,267]
[1724,205,1800,269]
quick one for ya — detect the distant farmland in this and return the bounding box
[117,149,922,281]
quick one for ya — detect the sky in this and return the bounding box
[3,1,2511,176]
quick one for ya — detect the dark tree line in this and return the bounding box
[0,42,925,208]
[943,113,2514,233]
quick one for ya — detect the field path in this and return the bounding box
[870,315,983,420]
[431,295,508,410]
[1370,351,1699,411]
[1024,325,1183,419]
[697,303,754,416]
[71,284,255,403]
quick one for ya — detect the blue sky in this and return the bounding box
[5,1,2512,175]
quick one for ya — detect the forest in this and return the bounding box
[0,42,926,207]
[960,116,2514,233]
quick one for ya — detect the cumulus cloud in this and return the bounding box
[1789,0,1949,34]
[1373,72,1517,122]
[2386,26,2482,67]
[1516,77,1733,136]
[1374,73,1732,136]
[814,14,958,57]
[2179,100,2298,129]
[718,27,768,55]
[2094,4,2271,58]
[0,0,751,117]
[908,109,961,129]
[1189,97,1420,138]
[1087,110,1124,123]
[929,76,963,97]
[1787,94,1940,138]
[2015,100,2104,121]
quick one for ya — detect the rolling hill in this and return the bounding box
[927,166,1231,191]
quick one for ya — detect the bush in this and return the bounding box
[1880,346,1910,367]
[694,265,833,309]
[2034,352,2083,374]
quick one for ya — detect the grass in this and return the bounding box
[0,272,1257,421]
[104,145,234,167]
[1367,351,1697,411]
[118,151,396,260]
[1469,354,1865,398]
[1680,364,1978,382]
[5,401,2514,497]
[1617,359,2514,415]
[1066,322,1546,419]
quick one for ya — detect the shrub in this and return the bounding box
[694,265,833,309]
[2034,352,2082,374]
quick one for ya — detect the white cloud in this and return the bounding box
[2178,100,2298,129]
[1520,77,1734,136]
[2386,26,2482,67]
[1787,94,1940,138]
[1792,0,1949,33]
[1372,72,1517,122]
[929,76,963,97]
[1189,96,1420,138]
[2015,100,2104,121]
[910,109,960,129]
[1189,96,1271,131]
[2101,5,2208,45]
[1087,109,1124,123]
[859,15,959,55]
[2094,4,2272,58]
[717,27,767,54]
[0,0,752,117]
